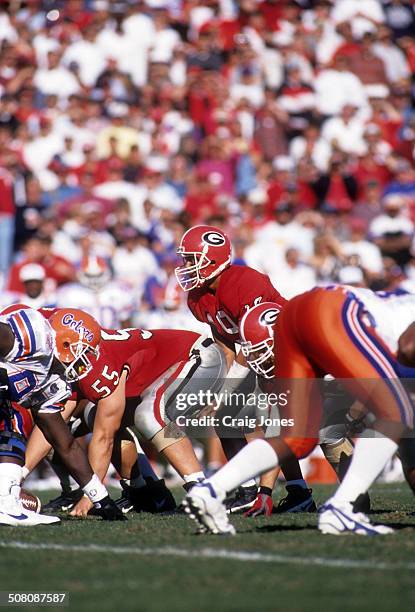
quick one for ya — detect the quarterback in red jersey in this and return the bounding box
[175,225,315,514]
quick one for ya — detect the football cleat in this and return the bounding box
[273,485,317,514]
[114,482,135,514]
[225,485,258,514]
[92,496,126,521]
[0,495,60,527]
[182,483,236,535]
[129,479,177,513]
[244,492,273,517]
[43,488,84,513]
[318,500,394,535]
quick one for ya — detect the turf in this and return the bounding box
[0,484,415,612]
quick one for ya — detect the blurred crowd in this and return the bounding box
[1,0,415,328]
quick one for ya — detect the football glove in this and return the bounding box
[93,496,127,521]
[244,488,273,517]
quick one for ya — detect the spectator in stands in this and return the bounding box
[369,194,414,266]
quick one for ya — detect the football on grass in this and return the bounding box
[20,489,41,513]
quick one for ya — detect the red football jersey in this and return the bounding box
[187,265,287,348]
[77,328,200,402]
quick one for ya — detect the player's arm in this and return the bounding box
[398,322,415,367]
[212,331,236,370]
[24,399,80,476]
[0,322,15,356]
[71,373,127,516]
[86,370,127,482]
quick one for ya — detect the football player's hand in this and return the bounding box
[92,496,126,521]
[244,493,273,517]
[70,495,93,517]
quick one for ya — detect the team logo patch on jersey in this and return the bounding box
[202,231,226,247]
[61,313,95,342]
[259,308,280,327]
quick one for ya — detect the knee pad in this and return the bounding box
[283,436,318,459]
[320,438,354,465]
[150,422,186,452]
[0,430,26,462]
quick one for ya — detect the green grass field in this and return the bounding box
[1,484,415,612]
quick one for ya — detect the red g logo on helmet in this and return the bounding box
[240,302,282,379]
[175,225,232,291]
[49,308,101,382]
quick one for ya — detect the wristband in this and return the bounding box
[82,474,108,504]
[258,486,273,496]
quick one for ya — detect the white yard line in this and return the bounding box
[0,540,414,571]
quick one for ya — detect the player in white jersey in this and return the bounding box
[183,285,415,536]
[0,305,124,525]
[56,256,134,329]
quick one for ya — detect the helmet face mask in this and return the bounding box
[175,250,212,291]
[62,338,99,382]
[240,302,282,379]
[175,225,232,292]
[241,338,275,379]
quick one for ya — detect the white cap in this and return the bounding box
[273,155,295,172]
[19,263,46,283]
[247,188,267,205]
[366,84,389,99]
[338,266,364,285]
[383,194,404,208]
[107,102,129,118]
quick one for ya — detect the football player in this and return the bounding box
[175,225,315,513]
[24,313,226,516]
[0,306,124,525]
[239,302,368,516]
[183,286,415,535]
[55,256,134,329]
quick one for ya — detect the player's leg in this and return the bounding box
[78,402,175,514]
[136,342,228,488]
[245,428,316,517]
[0,388,60,525]
[292,288,407,534]
[319,388,370,513]
[33,409,124,520]
[183,295,321,533]
[213,370,259,512]
[112,430,176,514]
[43,418,89,512]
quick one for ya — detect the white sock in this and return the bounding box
[286,479,307,489]
[184,471,205,484]
[208,440,278,499]
[0,463,22,499]
[332,434,398,505]
[82,474,108,504]
[241,479,257,488]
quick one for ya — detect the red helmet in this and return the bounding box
[48,308,101,382]
[240,302,282,379]
[79,256,111,291]
[175,225,232,291]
